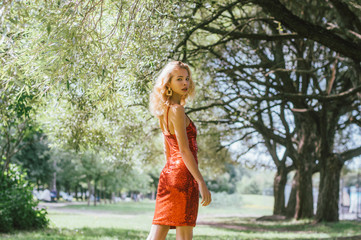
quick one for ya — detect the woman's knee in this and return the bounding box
[147,225,170,240]
[176,226,193,240]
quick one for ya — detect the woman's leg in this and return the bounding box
[175,226,193,240]
[147,224,170,240]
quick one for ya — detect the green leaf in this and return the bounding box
[47,23,51,35]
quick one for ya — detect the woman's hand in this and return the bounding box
[198,181,211,207]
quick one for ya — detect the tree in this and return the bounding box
[1,0,179,165]
[12,131,53,190]
[0,1,187,226]
[251,0,361,222]
[0,80,41,174]
[168,0,361,221]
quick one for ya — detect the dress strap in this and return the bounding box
[166,106,171,134]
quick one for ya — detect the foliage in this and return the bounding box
[1,0,180,162]
[51,148,83,194]
[0,163,48,233]
[236,170,274,195]
[0,78,41,173]
[241,180,261,195]
[12,131,53,189]
[341,163,361,187]
[195,122,236,174]
[205,163,244,193]
[1,0,193,207]
[209,191,243,208]
[47,146,156,200]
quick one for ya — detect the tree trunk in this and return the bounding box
[292,113,318,219]
[87,178,91,206]
[273,167,288,215]
[316,155,343,222]
[52,160,57,192]
[80,186,83,201]
[295,164,314,219]
[111,192,114,204]
[286,171,298,218]
[93,180,97,206]
[2,140,11,175]
[101,182,105,204]
[74,185,78,201]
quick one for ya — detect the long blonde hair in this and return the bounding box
[149,61,195,117]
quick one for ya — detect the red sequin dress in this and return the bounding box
[152,106,199,229]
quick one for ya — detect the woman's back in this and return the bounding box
[152,105,199,229]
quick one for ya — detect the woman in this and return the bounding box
[147,61,212,240]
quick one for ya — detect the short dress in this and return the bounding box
[152,106,199,229]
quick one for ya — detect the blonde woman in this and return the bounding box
[147,61,211,240]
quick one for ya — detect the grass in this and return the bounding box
[59,194,274,216]
[1,194,361,239]
[57,200,156,214]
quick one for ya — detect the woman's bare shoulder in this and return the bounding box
[169,104,185,117]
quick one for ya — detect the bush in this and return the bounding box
[0,162,49,233]
[210,191,243,208]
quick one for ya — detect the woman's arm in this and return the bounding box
[163,135,170,161]
[159,119,171,161]
[169,105,212,206]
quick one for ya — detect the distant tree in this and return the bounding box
[206,164,246,194]
[51,148,83,198]
[13,131,53,190]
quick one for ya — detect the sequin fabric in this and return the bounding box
[152,106,199,229]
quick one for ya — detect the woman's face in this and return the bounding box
[168,67,190,96]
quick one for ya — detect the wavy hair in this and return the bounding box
[149,61,195,117]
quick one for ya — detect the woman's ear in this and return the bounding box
[166,81,171,88]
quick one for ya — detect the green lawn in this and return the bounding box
[1,194,361,239]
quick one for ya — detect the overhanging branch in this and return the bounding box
[340,145,361,163]
[175,0,243,53]
[252,0,361,62]
[200,25,301,40]
[190,85,361,104]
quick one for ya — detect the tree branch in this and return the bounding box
[200,25,301,40]
[191,85,361,104]
[329,0,361,33]
[340,145,361,162]
[175,0,243,53]
[252,0,361,62]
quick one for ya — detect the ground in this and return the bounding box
[1,194,361,239]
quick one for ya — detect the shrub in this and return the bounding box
[210,191,243,208]
[0,162,49,233]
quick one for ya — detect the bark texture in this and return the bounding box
[316,155,343,222]
[273,167,288,215]
[286,172,297,218]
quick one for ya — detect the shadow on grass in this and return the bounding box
[198,217,361,239]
